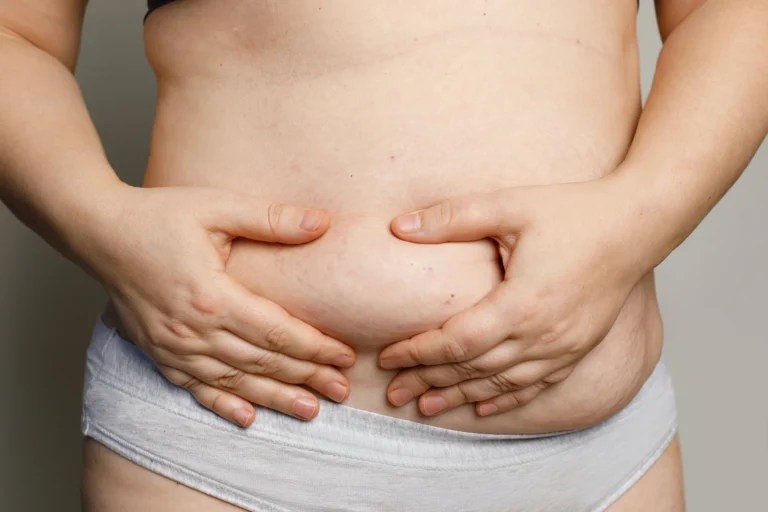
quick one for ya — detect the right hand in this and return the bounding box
[81,183,355,427]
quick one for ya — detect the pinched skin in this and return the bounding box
[133,0,662,434]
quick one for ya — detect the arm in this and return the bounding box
[615,0,768,271]
[377,0,768,421]
[0,0,125,277]
[0,1,355,426]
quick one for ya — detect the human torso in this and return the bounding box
[129,0,663,434]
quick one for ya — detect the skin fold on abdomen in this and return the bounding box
[224,214,502,349]
[139,1,662,433]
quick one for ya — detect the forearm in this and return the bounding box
[612,0,768,270]
[0,31,128,278]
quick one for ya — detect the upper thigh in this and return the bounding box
[606,434,685,512]
[81,434,685,512]
[81,438,246,512]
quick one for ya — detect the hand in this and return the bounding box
[379,176,651,417]
[83,184,355,427]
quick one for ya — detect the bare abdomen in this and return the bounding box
[137,5,661,433]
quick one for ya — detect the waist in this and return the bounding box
[142,9,641,207]
[139,99,648,422]
[137,29,650,427]
[143,85,639,212]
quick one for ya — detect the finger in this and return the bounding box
[542,364,576,385]
[157,364,255,428]
[386,339,532,404]
[205,334,350,403]
[475,382,549,417]
[469,358,569,400]
[222,279,356,367]
[202,190,331,244]
[475,363,576,416]
[390,189,529,243]
[379,282,515,369]
[176,356,322,421]
[415,358,567,416]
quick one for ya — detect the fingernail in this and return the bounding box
[379,357,397,370]
[299,209,325,231]
[389,388,414,407]
[422,395,448,416]
[395,212,422,233]
[335,353,355,367]
[233,408,252,427]
[325,381,349,402]
[292,397,318,420]
[477,403,499,416]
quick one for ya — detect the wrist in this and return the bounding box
[54,175,137,285]
[601,164,688,273]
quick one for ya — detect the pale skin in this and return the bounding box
[1,0,766,511]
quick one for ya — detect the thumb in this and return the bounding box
[391,190,527,242]
[204,191,330,244]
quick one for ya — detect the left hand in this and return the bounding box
[379,175,652,418]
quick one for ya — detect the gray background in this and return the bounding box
[1,2,765,511]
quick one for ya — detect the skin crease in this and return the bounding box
[10,0,747,508]
[4,0,765,507]
[136,0,661,434]
[91,2,684,508]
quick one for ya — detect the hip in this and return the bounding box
[81,311,677,511]
[96,264,663,435]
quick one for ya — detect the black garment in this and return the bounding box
[145,0,175,22]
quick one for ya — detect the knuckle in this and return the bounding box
[435,200,456,230]
[442,338,469,363]
[455,381,475,403]
[164,316,196,340]
[560,335,584,356]
[513,300,539,326]
[158,335,198,358]
[151,335,181,357]
[157,365,183,385]
[402,339,425,365]
[476,346,512,373]
[263,323,290,353]
[208,391,225,413]
[185,282,224,317]
[545,365,575,384]
[410,369,434,390]
[193,362,221,383]
[463,197,490,228]
[144,343,172,367]
[538,322,567,345]
[505,391,522,408]
[266,202,284,239]
[214,367,247,390]
[180,375,203,392]
[252,350,281,376]
[462,311,503,346]
[299,364,322,386]
[303,332,325,362]
[510,366,540,388]
[539,314,578,345]
[454,360,480,379]
[143,321,170,349]
[160,319,201,355]
[488,373,520,394]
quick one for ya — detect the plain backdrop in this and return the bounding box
[1,2,766,511]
